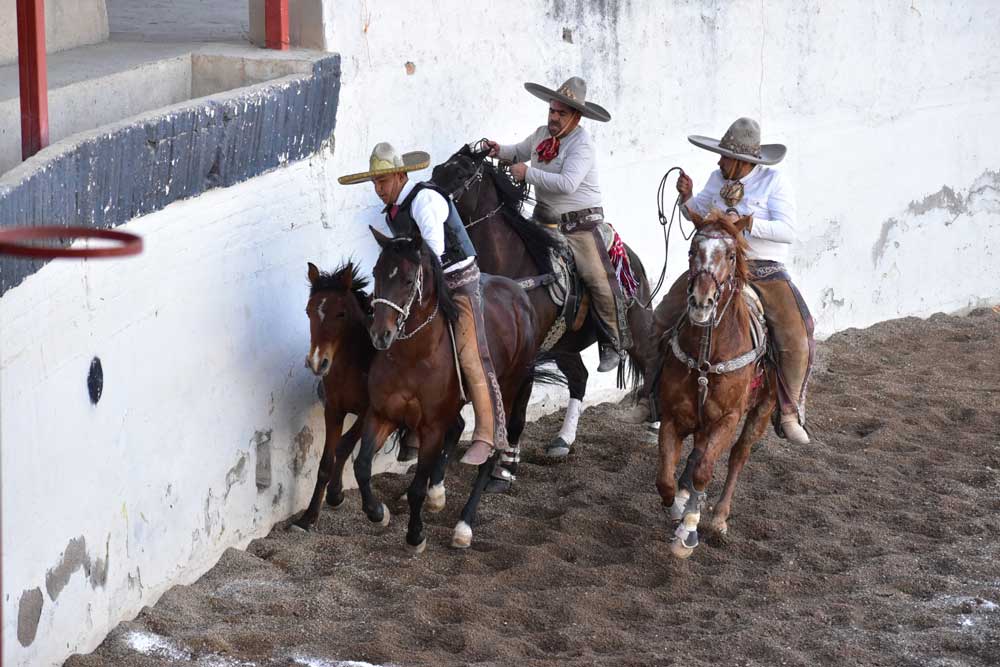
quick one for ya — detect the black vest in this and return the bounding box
[387,182,475,268]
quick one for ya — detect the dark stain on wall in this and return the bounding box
[0,55,342,297]
[17,587,44,646]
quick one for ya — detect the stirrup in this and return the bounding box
[491,465,516,482]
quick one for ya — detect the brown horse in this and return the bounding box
[431,144,655,481]
[299,261,451,531]
[360,227,545,551]
[654,211,776,559]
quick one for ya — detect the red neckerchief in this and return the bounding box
[534,112,581,163]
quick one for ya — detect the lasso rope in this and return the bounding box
[636,167,695,309]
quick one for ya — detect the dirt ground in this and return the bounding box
[68,309,1000,667]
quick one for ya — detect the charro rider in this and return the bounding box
[651,117,814,444]
[339,142,507,466]
[485,76,633,373]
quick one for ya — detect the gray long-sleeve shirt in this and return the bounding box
[498,125,603,216]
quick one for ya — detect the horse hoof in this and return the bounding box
[426,483,446,513]
[709,517,729,536]
[670,537,695,559]
[545,437,571,459]
[368,503,390,527]
[451,521,472,549]
[406,537,427,555]
[288,521,310,533]
[484,479,512,494]
[326,492,345,509]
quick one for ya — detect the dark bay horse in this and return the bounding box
[654,211,776,559]
[431,144,655,477]
[361,227,544,551]
[299,262,452,531]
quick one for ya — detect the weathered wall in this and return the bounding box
[322,0,1000,339]
[106,0,249,42]
[0,0,109,65]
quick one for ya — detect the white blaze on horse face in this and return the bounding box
[389,266,398,279]
[689,236,729,323]
[317,298,327,322]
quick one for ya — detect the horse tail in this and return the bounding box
[617,351,644,398]
[528,351,570,387]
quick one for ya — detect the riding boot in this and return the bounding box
[446,262,509,465]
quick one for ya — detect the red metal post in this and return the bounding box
[16,0,49,160]
[265,0,290,50]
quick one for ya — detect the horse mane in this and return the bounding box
[698,210,750,286]
[379,237,459,325]
[310,262,372,310]
[480,160,559,274]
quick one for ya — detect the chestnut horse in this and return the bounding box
[431,144,655,480]
[299,262,454,531]
[361,227,545,551]
[654,211,776,559]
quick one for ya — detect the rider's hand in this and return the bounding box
[485,140,501,158]
[723,209,741,225]
[510,162,528,182]
[676,172,693,202]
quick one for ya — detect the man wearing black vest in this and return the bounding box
[339,142,506,465]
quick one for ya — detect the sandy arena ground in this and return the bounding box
[68,309,1000,667]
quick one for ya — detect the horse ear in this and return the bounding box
[687,208,706,229]
[370,225,391,247]
[734,215,753,235]
[307,262,320,284]
[338,262,354,290]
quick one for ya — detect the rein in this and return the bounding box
[371,256,439,342]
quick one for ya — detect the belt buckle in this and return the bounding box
[563,219,578,232]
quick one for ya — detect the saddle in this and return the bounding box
[514,228,588,351]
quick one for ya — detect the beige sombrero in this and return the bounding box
[524,76,611,122]
[688,117,786,165]
[338,142,430,185]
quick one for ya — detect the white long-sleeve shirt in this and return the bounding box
[683,165,796,263]
[498,125,602,215]
[388,179,474,273]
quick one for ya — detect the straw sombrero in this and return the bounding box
[338,142,430,185]
[688,117,786,165]
[524,76,611,122]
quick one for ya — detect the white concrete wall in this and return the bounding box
[0,0,110,65]
[0,145,417,667]
[321,0,1000,339]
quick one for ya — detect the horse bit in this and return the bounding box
[447,157,503,229]
[371,255,439,341]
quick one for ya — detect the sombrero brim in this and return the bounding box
[524,83,611,122]
[687,135,786,165]
[337,151,431,185]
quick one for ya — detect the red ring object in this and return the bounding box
[0,226,143,258]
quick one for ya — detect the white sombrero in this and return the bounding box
[338,142,430,185]
[688,117,786,165]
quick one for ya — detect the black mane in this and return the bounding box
[310,262,371,310]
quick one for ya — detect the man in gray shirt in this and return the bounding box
[486,76,631,372]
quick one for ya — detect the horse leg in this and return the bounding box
[546,352,587,458]
[405,424,447,553]
[671,414,741,559]
[324,418,363,509]
[486,375,533,493]
[292,409,344,531]
[353,410,395,527]
[711,396,776,535]
[655,418,684,515]
[452,453,499,549]
[427,416,465,513]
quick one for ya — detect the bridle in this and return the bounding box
[371,250,439,343]
[670,229,766,423]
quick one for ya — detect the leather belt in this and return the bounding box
[559,206,604,232]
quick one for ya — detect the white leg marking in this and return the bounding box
[426,482,446,513]
[558,398,584,445]
[451,520,473,549]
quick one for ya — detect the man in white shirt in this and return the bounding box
[485,76,633,373]
[652,118,814,445]
[339,143,506,466]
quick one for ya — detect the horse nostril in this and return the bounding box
[319,359,330,373]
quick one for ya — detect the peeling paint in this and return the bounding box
[871,217,901,265]
[907,185,966,217]
[292,425,314,476]
[254,429,273,490]
[17,588,44,646]
[44,535,111,601]
[224,452,248,499]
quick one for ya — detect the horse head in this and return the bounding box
[431,143,489,206]
[305,261,371,376]
[686,210,751,326]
